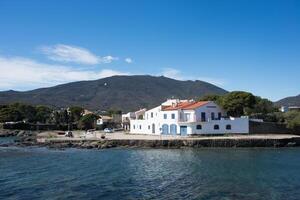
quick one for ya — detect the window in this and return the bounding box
[151,112,153,118]
[201,112,206,122]
[148,125,150,130]
[214,125,219,130]
[139,125,142,129]
[196,125,202,130]
[211,112,215,120]
[226,125,231,130]
[218,112,222,120]
[164,114,167,119]
[152,124,155,134]
[185,113,191,121]
[133,125,135,129]
[171,113,175,119]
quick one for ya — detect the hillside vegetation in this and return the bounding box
[0,75,227,112]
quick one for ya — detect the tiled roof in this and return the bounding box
[162,101,210,111]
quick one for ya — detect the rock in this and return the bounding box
[287,142,296,147]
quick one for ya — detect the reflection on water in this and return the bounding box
[0,140,300,200]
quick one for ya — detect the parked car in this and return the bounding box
[65,131,73,137]
[104,128,114,133]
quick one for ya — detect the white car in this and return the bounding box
[64,131,73,137]
[104,128,114,133]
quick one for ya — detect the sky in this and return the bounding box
[0,0,299,101]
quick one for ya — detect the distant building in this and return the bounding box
[129,99,249,136]
[83,109,94,116]
[122,112,136,131]
[96,115,112,125]
[280,106,300,112]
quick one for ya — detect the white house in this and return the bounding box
[280,106,300,113]
[121,112,136,130]
[96,115,112,125]
[129,99,249,136]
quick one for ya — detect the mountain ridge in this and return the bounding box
[275,94,300,107]
[0,75,228,112]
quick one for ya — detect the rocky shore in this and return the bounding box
[37,137,300,149]
[1,129,300,149]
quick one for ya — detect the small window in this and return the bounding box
[148,125,150,130]
[139,125,142,129]
[211,112,215,120]
[226,125,231,130]
[151,112,153,118]
[196,125,202,130]
[214,125,219,130]
[171,114,175,119]
[133,125,135,129]
[164,114,167,119]
[218,112,222,120]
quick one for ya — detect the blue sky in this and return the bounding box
[0,0,299,101]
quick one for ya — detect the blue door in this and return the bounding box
[162,124,169,134]
[170,124,177,135]
[180,126,187,136]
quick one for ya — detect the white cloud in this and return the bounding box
[161,68,182,80]
[125,57,133,63]
[0,56,129,91]
[161,67,226,87]
[0,55,225,91]
[100,56,119,64]
[40,44,118,65]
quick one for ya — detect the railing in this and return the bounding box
[178,114,197,123]
[178,117,223,123]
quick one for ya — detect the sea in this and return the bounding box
[1,137,300,200]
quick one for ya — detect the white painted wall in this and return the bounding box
[130,106,162,135]
[130,101,249,135]
[189,118,249,135]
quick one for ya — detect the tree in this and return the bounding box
[198,94,221,102]
[0,106,23,122]
[284,111,300,129]
[0,103,37,122]
[107,109,122,117]
[247,96,276,115]
[35,105,52,123]
[220,91,256,117]
[16,103,37,122]
[78,114,99,130]
[69,106,84,122]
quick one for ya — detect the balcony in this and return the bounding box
[178,115,222,123]
[178,114,197,123]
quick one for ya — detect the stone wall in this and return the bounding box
[36,137,300,149]
[249,121,300,135]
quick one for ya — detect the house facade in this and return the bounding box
[129,99,249,135]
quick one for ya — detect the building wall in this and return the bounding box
[189,118,249,135]
[193,102,225,121]
[130,106,162,135]
[130,101,249,135]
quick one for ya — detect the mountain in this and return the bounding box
[0,75,227,112]
[275,94,300,107]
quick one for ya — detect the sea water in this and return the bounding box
[0,138,300,200]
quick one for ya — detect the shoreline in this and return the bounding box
[37,137,300,149]
[1,130,300,149]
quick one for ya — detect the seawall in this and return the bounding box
[33,137,300,149]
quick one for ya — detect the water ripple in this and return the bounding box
[1,145,300,200]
